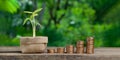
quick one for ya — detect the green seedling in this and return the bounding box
[23,8,42,37]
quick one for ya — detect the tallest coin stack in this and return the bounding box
[86,37,94,54]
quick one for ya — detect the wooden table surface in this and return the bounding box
[0,47,120,60]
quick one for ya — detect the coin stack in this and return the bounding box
[57,47,64,53]
[47,49,55,53]
[66,45,74,53]
[76,41,84,54]
[86,37,94,54]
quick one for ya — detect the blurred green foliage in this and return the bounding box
[0,0,120,47]
[0,0,19,13]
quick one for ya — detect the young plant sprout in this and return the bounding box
[23,8,42,37]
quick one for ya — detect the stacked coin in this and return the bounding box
[76,41,84,54]
[86,37,94,54]
[57,47,64,53]
[66,45,74,53]
[47,49,55,53]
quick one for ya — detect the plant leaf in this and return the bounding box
[33,14,38,17]
[35,21,41,27]
[33,8,42,14]
[24,11,33,14]
[23,18,30,25]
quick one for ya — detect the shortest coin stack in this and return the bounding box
[47,49,55,53]
[76,41,84,54]
[86,37,94,54]
[66,45,74,53]
[57,47,64,53]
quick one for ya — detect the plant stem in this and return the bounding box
[33,18,36,37]
[33,24,36,37]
